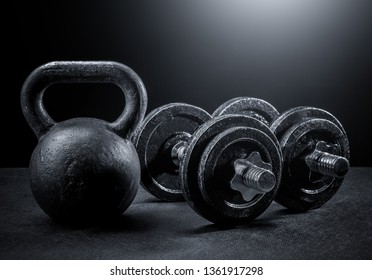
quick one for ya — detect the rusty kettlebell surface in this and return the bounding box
[21,61,147,225]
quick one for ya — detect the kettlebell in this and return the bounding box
[21,61,147,225]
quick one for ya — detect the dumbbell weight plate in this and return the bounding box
[198,126,282,225]
[271,107,350,211]
[270,106,347,140]
[132,103,211,201]
[180,115,282,225]
[212,97,280,126]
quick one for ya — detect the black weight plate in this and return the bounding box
[212,97,280,126]
[132,103,211,201]
[270,106,346,141]
[197,126,282,225]
[180,114,281,225]
[276,118,350,211]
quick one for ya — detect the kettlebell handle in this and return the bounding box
[21,61,147,139]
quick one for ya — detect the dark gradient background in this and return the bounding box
[3,0,372,167]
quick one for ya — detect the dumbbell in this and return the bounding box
[213,97,350,211]
[132,103,212,201]
[133,103,282,225]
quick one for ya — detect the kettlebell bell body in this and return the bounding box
[21,61,147,224]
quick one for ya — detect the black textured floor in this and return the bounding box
[0,168,371,260]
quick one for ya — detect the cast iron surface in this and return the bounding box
[198,126,282,225]
[0,168,371,259]
[21,61,147,225]
[270,106,346,140]
[270,107,350,211]
[132,103,211,202]
[180,115,282,225]
[212,97,280,126]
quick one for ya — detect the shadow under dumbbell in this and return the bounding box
[187,203,312,235]
[142,197,184,204]
[187,218,278,235]
[258,206,309,223]
[272,208,309,215]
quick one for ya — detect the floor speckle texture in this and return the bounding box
[0,168,371,260]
